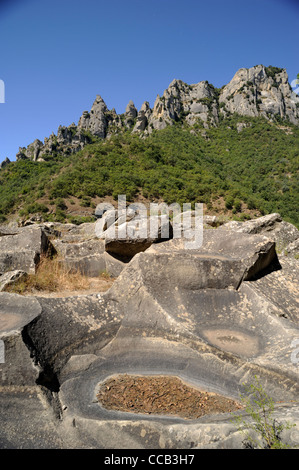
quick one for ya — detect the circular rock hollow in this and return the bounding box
[96,374,243,419]
[202,328,259,357]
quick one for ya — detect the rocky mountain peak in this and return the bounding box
[11,65,299,164]
[124,100,138,128]
[219,65,299,124]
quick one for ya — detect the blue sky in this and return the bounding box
[0,0,298,163]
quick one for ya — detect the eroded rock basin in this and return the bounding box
[97,374,243,419]
[0,217,299,449]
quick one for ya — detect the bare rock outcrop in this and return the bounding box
[77,95,108,139]
[132,101,152,132]
[0,215,299,449]
[219,65,299,125]
[124,100,138,128]
[148,79,219,131]
[0,225,52,274]
[13,65,299,163]
[222,213,299,256]
[0,157,11,169]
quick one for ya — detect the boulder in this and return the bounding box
[94,203,116,220]
[0,219,299,450]
[147,228,277,283]
[0,225,52,274]
[0,270,27,292]
[285,238,299,257]
[0,293,42,385]
[222,213,299,255]
[56,227,299,449]
[51,238,107,277]
[51,230,125,277]
[102,215,173,258]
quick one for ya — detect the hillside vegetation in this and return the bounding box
[0,114,298,227]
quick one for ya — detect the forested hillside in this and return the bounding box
[0,113,298,227]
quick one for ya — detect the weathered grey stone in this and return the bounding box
[147,228,277,283]
[0,225,19,237]
[173,211,218,229]
[222,213,299,255]
[285,238,299,257]
[244,257,299,324]
[22,293,122,378]
[222,213,282,233]
[51,236,124,277]
[13,65,299,162]
[0,270,27,292]
[219,65,299,125]
[0,157,10,169]
[94,203,116,219]
[51,238,105,258]
[0,226,52,274]
[0,293,42,386]
[124,100,137,128]
[103,215,173,258]
[103,252,125,277]
[132,101,152,133]
[1,218,299,449]
[77,95,108,138]
[0,386,69,448]
[147,79,219,131]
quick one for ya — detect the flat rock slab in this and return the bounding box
[245,257,299,324]
[0,219,298,449]
[23,294,122,375]
[0,226,51,274]
[51,238,105,258]
[102,216,172,258]
[51,238,125,277]
[221,213,299,255]
[0,293,42,386]
[0,292,42,335]
[58,336,299,449]
[147,228,277,282]
[0,270,27,292]
[0,386,66,449]
[51,222,97,243]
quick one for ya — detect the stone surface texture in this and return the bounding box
[0,214,298,449]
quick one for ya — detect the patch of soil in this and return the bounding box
[97,374,243,419]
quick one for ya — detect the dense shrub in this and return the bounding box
[0,115,298,227]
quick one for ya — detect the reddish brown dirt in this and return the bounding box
[97,374,243,419]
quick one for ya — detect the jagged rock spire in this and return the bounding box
[14,65,299,162]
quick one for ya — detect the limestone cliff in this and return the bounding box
[14,65,299,162]
[219,65,299,124]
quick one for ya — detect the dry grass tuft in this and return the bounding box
[5,255,94,294]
